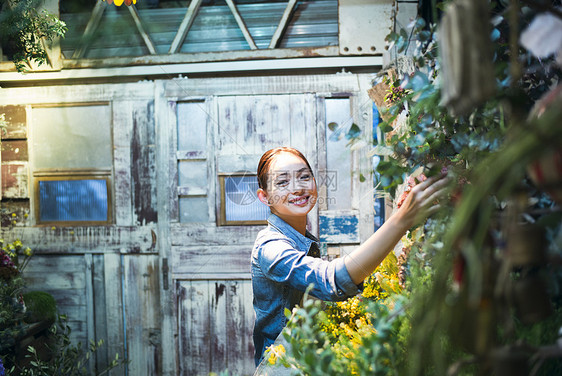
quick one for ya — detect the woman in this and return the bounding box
[251,147,448,366]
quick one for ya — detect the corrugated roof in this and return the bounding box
[61,0,338,59]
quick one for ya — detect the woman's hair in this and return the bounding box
[257,147,313,190]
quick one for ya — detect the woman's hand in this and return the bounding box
[395,173,451,229]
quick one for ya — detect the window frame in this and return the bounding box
[217,172,268,226]
[33,169,113,226]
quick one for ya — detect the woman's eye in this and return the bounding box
[275,179,289,187]
[300,174,311,180]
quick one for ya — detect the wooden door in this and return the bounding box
[171,94,317,376]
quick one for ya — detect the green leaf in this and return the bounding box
[359,173,366,182]
[327,122,338,132]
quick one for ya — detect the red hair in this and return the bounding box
[257,147,313,191]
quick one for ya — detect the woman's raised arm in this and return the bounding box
[344,174,450,285]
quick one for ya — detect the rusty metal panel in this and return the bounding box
[1,140,28,161]
[0,105,26,139]
[1,163,28,198]
[338,0,393,55]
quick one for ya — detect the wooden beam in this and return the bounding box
[225,0,257,50]
[128,5,157,55]
[269,0,298,49]
[72,0,107,59]
[169,0,204,54]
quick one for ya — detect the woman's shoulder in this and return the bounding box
[255,225,294,247]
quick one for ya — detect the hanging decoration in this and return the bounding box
[103,0,137,6]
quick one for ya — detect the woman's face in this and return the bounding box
[261,152,318,219]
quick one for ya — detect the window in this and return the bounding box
[325,97,352,210]
[176,101,210,223]
[218,173,269,226]
[34,172,111,224]
[30,103,113,225]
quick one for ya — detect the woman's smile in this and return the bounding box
[288,195,310,206]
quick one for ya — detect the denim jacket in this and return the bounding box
[251,214,362,366]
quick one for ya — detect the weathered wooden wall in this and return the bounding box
[0,73,376,376]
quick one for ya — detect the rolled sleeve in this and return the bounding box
[333,257,363,299]
[258,239,361,301]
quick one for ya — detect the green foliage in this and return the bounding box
[22,291,57,324]
[0,0,67,72]
[5,314,126,376]
[0,234,125,375]
[278,290,410,376]
[0,274,25,354]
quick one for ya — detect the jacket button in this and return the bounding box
[337,289,343,296]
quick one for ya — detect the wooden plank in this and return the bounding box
[177,279,255,376]
[155,81,178,375]
[177,186,206,196]
[210,281,228,372]
[178,280,211,375]
[172,245,252,275]
[318,211,361,244]
[205,98,217,224]
[176,150,206,160]
[22,254,88,346]
[170,223,260,246]
[225,280,254,374]
[123,255,162,376]
[303,93,319,237]
[0,225,156,254]
[131,100,158,225]
[169,0,204,54]
[166,100,180,222]
[0,105,26,139]
[0,82,155,105]
[104,253,126,376]
[23,270,86,290]
[84,254,96,373]
[113,101,134,226]
[356,75,376,242]
[92,254,109,371]
[225,0,257,50]
[241,280,256,370]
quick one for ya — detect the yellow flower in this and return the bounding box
[24,247,32,257]
[105,0,137,6]
[266,344,286,365]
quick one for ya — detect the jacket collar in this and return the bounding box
[268,213,318,252]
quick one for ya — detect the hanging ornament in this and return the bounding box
[438,0,496,115]
[526,83,562,205]
[104,0,137,6]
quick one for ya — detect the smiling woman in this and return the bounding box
[250,146,450,367]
